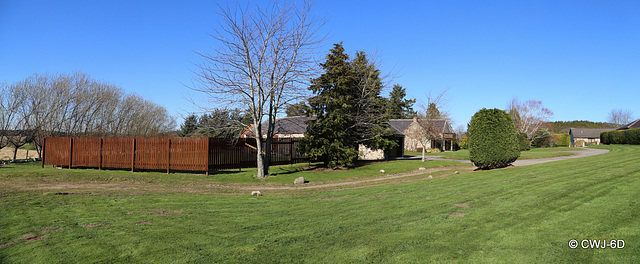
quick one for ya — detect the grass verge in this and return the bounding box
[405,147,582,160]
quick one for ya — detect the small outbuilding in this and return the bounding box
[569,128,615,147]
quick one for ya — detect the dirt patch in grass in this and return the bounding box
[298,160,389,172]
[149,209,183,216]
[446,212,467,219]
[1,233,47,248]
[454,203,469,207]
[84,223,111,228]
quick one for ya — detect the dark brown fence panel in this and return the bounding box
[72,137,101,167]
[170,137,207,171]
[135,138,169,170]
[101,137,134,169]
[209,138,257,170]
[44,137,71,166]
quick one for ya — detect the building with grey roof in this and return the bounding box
[569,128,615,147]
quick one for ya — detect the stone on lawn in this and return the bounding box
[418,167,426,171]
[427,175,433,179]
[380,169,385,173]
[294,177,305,185]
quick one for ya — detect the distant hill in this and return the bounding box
[543,121,619,134]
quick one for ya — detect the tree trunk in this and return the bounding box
[263,136,272,177]
[12,147,19,161]
[255,138,265,178]
[421,140,426,162]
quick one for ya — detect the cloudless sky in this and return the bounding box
[1,0,639,129]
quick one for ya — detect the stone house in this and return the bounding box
[569,128,615,147]
[388,118,456,152]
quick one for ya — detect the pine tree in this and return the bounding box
[386,85,416,119]
[298,43,396,168]
[425,103,441,119]
[178,114,198,137]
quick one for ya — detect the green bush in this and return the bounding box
[468,108,520,169]
[602,129,640,145]
[532,128,555,148]
[517,133,531,151]
[553,133,570,147]
[460,136,469,149]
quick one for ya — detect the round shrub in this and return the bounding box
[468,108,520,169]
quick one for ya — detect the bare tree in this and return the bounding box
[407,89,452,161]
[192,1,325,178]
[8,72,176,158]
[507,97,553,140]
[607,109,634,126]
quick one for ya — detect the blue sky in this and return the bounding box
[1,0,638,129]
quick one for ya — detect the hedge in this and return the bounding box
[601,129,640,145]
[553,133,570,147]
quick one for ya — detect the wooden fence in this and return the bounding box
[42,137,308,174]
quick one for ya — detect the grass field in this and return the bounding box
[405,147,583,160]
[1,145,639,263]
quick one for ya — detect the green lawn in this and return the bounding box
[18,145,37,150]
[405,147,583,160]
[1,145,639,263]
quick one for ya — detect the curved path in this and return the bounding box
[404,148,610,167]
[6,148,610,195]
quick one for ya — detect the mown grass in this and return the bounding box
[405,147,582,160]
[4,159,467,189]
[1,145,639,263]
[18,145,37,150]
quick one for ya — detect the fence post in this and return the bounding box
[99,138,103,170]
[166,138,171,174]
[131,138,136,172]
[289,137,293,164]
[205,137,210,175]
[41,138,46,168]
[69,137,73,169]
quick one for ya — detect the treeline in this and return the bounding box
[1,72,176,159]
[543,120,618,133]
[178,109,251,138]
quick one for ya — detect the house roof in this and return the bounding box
[249,116,453,136]
[390,118,454,134]
[618,118,640,130]
[569,128,615,138]
[260,116,316,134]
[416,119,454,134]
[388,119,414,134]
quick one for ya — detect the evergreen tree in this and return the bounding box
[178,114,198,137]
[298,43,396,168]
[425,103,441,119]
[386,85,416,119]
[285,101,311,117]
[468,108,520,169]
